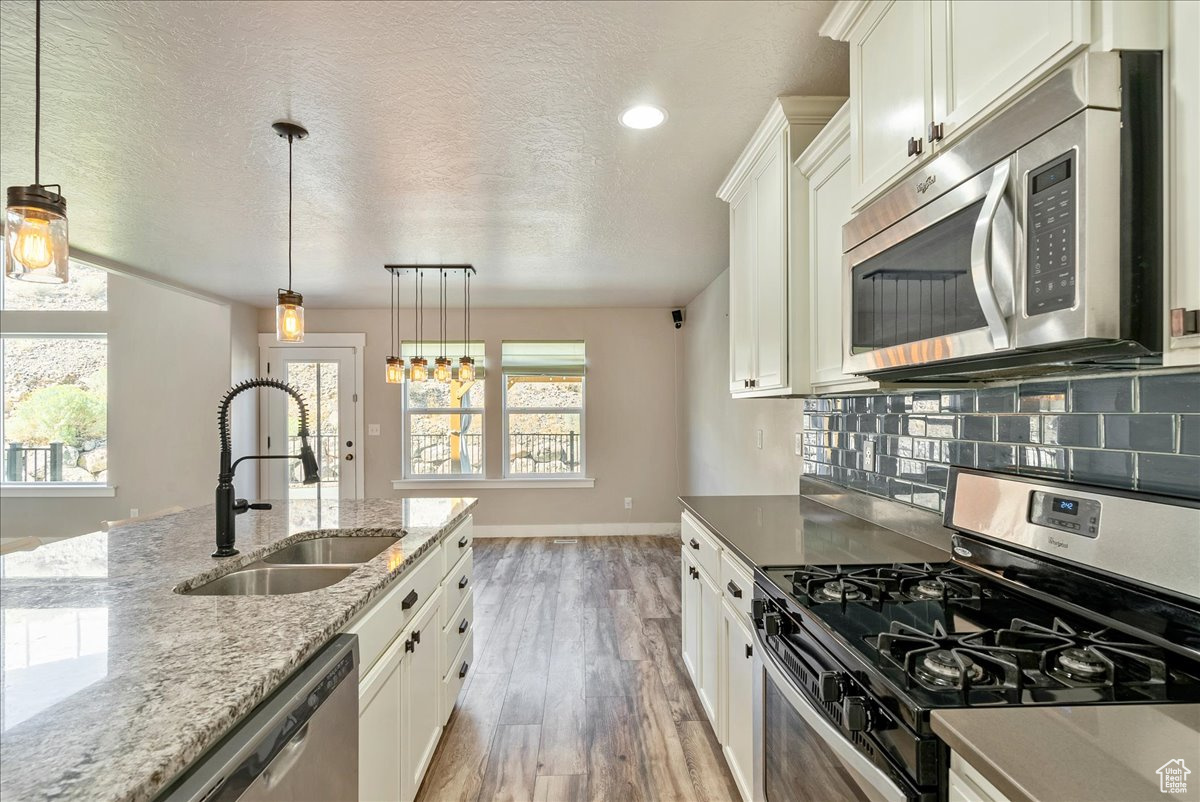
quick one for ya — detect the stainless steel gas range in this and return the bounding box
[750,468,1200,802]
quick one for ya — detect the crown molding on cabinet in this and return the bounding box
[819,0,872,42]
[716,96,849,200]
[794,100,851,176]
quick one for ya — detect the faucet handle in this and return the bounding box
[249,502,272,511]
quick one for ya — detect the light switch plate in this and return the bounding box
[368,423,381,436]
[794,433,803,456]
[756,429,764,449]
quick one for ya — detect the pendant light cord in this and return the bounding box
[287,132,294,292]
[34,0,41,185]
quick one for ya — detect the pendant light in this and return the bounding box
[5,0,69,284]
[273,121,308,342]
[385,268,404,383]
[458,270,475,382]
[434,268,452,383]
[409,270,428,382]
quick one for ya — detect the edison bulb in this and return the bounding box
[410,357,428,383]
[385,356,405,384]
[5,203,69,282]
[458,356,475,383]
[276,290,305,342]
[434,357,452,383]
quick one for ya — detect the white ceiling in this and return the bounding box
[0,1,848,308]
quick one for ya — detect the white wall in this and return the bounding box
[679,269,805,496]
[258,305,682,530]
[1,275,259,540]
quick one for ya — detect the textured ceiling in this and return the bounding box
[0,1,847,308]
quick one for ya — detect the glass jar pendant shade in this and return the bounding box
[434,356,452,383]
[458,356,475,383]
[385,355,404,384]
[272,121,308,342]
[409,356,428,383]
[275,289,304,343]
[5,1,69,283]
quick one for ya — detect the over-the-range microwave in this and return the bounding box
[841,51,1162,382]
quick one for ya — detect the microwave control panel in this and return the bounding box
[1026,154,1076,315]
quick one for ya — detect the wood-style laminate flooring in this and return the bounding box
[415,536,742,802]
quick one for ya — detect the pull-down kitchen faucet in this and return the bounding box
[214,378,319,557]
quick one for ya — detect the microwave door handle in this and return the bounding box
[971,158,1013,350]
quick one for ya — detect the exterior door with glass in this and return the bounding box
[260,342,362,501]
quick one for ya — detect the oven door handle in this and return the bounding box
[970,158,1013,351]
[751,624,909,802]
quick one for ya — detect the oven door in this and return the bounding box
[842,155,1017,378]
[751,624,911,802]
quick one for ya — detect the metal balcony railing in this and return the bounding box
[4,442,64,482]
[410,432,579,475]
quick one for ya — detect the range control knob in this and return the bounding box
[764,613,781,638]
[843,697,871,732]
[818,671,844,704]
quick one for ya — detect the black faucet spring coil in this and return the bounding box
[218,377,311,453]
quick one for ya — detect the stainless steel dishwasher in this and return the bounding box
[159,635,358,802]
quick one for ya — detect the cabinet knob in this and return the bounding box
[928,121,944,143]
[907,136,924,157]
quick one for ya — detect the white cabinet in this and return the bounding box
[718,97,845,397]
[826,0,1089,207]
[930,0,1087,144]
[948,752,1013,802]
[401,590,443,802]
[848,0,931,206]
[720,601,755,802]
[359,636,404,802]
[796,102,879,393]
[680,515,758,801]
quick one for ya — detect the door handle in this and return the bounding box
[459,618,469,634]
[458,575,469,589]
[401,589,419,610]
[971,159,1013,350]
[404,637,414,653]
[727,580,743,598]
[907,136,923,157]
[928,121,944,143]
[345,453,353,461]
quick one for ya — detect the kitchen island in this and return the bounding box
[0,497,476,802]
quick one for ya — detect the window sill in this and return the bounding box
[391,477,595,490]
[0,484,117,498]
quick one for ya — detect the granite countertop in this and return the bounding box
[678,491,952,568]
[0,496,477,802]
[934,705,1200,801]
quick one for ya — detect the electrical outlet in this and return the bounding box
[756,429,764,449]
[862,436,877,472]
[130,508,139,519]
[794,432,803,456]
[368,423,381,436]
[624,497,633,510]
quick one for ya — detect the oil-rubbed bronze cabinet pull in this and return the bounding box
[727,580,742,598]
[459,661,470,678]
[401,590,418,610]
[458,536,469,548]
[459,618,469,634]
[689,538,700,550]
[458,575,469,589]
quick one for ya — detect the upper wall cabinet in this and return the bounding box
[718,97,845,398]
[825,0,1091,208]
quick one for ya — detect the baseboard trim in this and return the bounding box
[474,522,682,538]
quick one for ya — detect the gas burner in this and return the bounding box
[911,579,952,600]
[1055,647,1109,680]
[893,565,985,603]
[875,620,1023,693]
[815,580,866,602]
[916,650,986,687]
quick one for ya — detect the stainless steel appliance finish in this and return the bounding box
[841,51,1162,381]
[158,635,359,802]
[946,470,1200,602]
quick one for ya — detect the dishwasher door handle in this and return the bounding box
[261,722,310,790]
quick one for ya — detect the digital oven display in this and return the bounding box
[1052,497,1079,515]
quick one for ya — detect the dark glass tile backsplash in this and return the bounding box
[802,371,1200,513]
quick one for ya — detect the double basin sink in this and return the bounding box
[182,536,401,597]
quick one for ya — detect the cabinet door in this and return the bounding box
[721,603,755,802]
[729,182,757,392]
[850,0,930,205]
[752,134,789,391]
[401,592,443,802]
[931,0,1086,143]
[809,140,854,386]
[359,637,404,802]
[681,547,701,684]
[697,567,722,727]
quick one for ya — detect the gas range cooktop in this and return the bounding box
[758,561,1200,711]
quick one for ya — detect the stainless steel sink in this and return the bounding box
[262,536,401,565]
[182,565,356,596]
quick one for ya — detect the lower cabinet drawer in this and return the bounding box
[442,516,474,576]
[441,593,473,678]
[442,631,473,723]
[348,544,443,674]
[441,549,474,624]
[720,550,754,622]
[682,512,722,581]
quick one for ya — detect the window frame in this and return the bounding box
[401,377,487,480]
[501,373,586,479]
[1,261,111,491]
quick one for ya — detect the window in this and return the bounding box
[502,341,584,476]
[1,261,108,486]
[402,341,485,477]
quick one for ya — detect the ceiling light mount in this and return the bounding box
[619,104,667,130]
[272,121,309,141]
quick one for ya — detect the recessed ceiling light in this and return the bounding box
[619,104,667,129]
